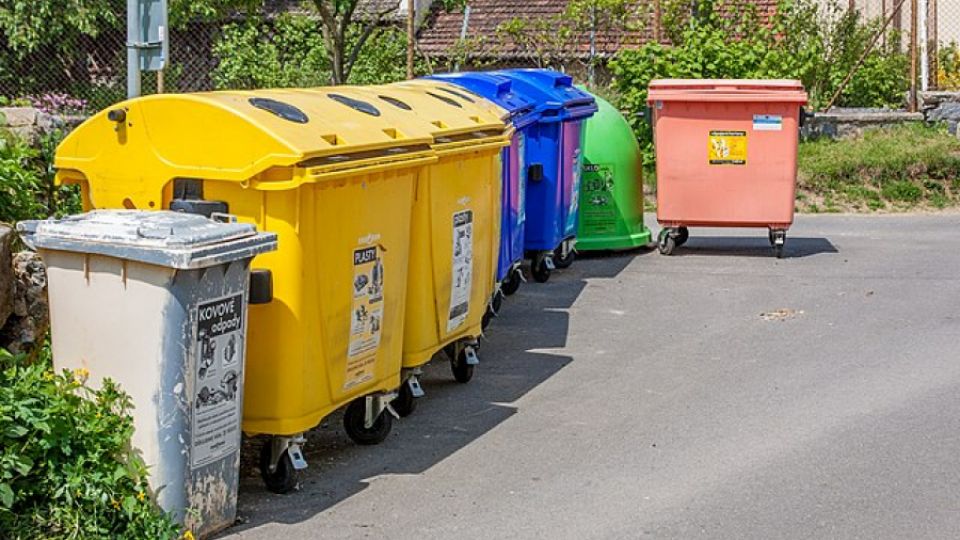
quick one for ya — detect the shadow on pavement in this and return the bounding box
[223,251,637,534]
[670,236,838,259]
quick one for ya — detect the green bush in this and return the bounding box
[0,128,81,224]
[0,348,180,539]
[610,0,910,165]
[212,15,422,90]
[212,14,332,90]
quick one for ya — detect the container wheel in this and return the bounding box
[768,229,776,246]
[343,398,393,445]
[451,349,475,383]
[770,230,787,259]
[675,227,689,246]
[531,255,551,283]
[553,246,575,269]
[392,382,417,418]
[501,268,522,296]
[482,307,493,331]
[491,289,504,314]
[259,443,298,494]
[657,230,676,256]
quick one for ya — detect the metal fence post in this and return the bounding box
[127,0,141,98]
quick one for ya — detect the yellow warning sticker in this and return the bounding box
[708,130,747,165]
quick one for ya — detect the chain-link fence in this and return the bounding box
[0,22,219,114]
[848,0,960,91]
[3,0,960,115]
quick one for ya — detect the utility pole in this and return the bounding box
[652,0,661,43]
[588,3,597,86]
[910,0,918,111]
[406,0,415,80]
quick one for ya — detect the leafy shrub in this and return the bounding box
[610,0,910,165]
[347,27,430,85]
[212,14,423,90]
[0,128,80,224]
[0,348,180,539]
[212,14,332,90]
[939,41,960,90]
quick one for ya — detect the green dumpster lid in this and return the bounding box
[19,210,278,270]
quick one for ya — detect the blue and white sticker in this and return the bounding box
[753,114,783,131]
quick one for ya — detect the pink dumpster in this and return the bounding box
[647,79,809,258]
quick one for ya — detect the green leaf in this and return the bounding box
[0,482,13,508]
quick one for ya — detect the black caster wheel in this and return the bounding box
[553,246,575,269]
[531,255,551,283]
[482,307,493,331]
[343,398,393,445]
[658,229,676,256]
[675,227,689,246]
[450,349,475,383]
[770,230,787,259]
[491,289,503,313]
[768,229,776,246]
[259,443,298,494]
[501,268,522,296]
[392,382,417,418]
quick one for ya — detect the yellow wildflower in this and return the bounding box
[73,367,90,381]
[182,531,196,540]
[137,490,146,502]
[111,498,120,510]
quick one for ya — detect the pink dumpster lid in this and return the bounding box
[647,79,808,104]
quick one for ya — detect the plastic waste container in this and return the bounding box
[426,71,539,298]
[647,79,808,258]
[576,90,652,251]
[19,210,277,538]
[54,89,437,493]
[331,81,509,416]
[492,69,597,282]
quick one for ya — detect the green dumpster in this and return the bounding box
[576,92,652,251]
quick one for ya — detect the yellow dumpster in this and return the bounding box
[54,89,437,493]
[327,81,509,416]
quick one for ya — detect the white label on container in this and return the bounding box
[346,243,384,390]
[753,114,783,131]
[447,210,474,332]
[192,293,244,469]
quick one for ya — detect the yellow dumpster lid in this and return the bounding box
[55,88,437,201]
[326,82,510,155]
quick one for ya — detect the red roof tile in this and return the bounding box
[417,0,781,60]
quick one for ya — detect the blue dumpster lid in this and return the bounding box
[492,69,598,122]
[19,210,278,270]
[425,72,539,129]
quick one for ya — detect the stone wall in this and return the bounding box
[802,109,925,140]
[920,92,960,136]
[0,226,48,354]
[0,106,84,143]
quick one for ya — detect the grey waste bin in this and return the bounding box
[19,210,277,538]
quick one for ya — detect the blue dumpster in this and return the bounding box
[426,71,538,297]
[488,69,597,282]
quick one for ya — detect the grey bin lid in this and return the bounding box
[18,210,278,270]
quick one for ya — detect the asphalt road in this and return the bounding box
[222,214,960,540]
